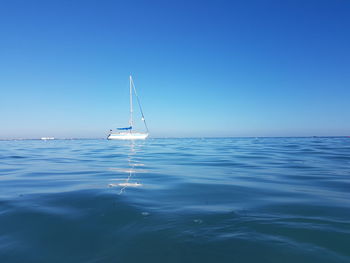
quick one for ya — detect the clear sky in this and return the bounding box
[0,0,349,138]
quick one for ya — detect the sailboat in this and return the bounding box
[107,75,149,140]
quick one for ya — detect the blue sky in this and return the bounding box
[0,0,349,138]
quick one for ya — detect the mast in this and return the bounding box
[130,76,149,133]
[129,75,133,129]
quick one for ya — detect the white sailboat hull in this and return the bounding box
[107,132,149,140]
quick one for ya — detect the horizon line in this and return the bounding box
[0,135,349,141]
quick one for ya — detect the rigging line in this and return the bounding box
[131,78,149,133]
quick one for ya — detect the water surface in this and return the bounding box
[0,138,349,262]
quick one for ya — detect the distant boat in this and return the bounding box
[41,137,54,140]
[107,76,149,140]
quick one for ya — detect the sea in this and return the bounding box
[0,137,349,263]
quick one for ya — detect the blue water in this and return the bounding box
[0,137,349,262]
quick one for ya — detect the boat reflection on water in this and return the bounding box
[108,141,146,194]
